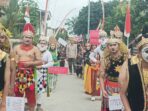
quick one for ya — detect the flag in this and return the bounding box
[89,30,100,45]
[124,3,131,37]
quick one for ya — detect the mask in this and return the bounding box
[141,46,148,62]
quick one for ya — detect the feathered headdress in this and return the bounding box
[23,23,35,37]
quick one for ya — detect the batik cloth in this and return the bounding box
[36,68,48,94]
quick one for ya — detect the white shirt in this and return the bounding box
[41,50,53,68]
[89,38,108,62]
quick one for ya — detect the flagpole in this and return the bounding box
[124,0,131,47]
[101,0,105,30]
[127,0,130,47]
[87,0,90,41]
[127,37,129,47]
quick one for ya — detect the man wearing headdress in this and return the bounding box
[0,23,11,111]
[48,36,59,66]
[48,36,59,90]
[13,23,41,111]
[119,24,148,111]
[66,37,77,75]
[83,43,91,93]
[100,36,128,111]
[36,36,53,110]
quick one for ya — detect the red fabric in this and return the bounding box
[105,79,120,88]
[125,4,131,34]
[89,30,100,45]
[15,87,36,107]
[23,23,35,34]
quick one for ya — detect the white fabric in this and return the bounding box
[89,46,103,62]
[41,50,53,68]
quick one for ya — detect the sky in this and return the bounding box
[37,0,110,28]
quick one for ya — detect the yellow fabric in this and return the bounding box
[83,64,89,84]
[84,64,100,94]
[143,69,148,85]
[131,55,139,65]
[84,65,92,94]
[0,50,6,61]
[0,91,2,98]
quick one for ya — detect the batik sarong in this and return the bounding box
[14,65,36,106]
[36,68,48,94]
[101,79,121,111]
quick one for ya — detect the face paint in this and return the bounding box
[108,43,119,53]
[141,46,148,62]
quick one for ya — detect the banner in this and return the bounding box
[90,30,99,39]
[48,67,68,74]
[90,38,100,45]
[90,30,99,45]
[6,97,25,111]
[58,38,67,46]
[109,95,124,110]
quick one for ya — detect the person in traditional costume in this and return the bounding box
[0,23,11,111]
[119,24,148,111]
[88,30,107,101]
[83,43,92,94]
[100,34,128,111]
[13,23,41,111]
[89,45,100,101]
[36,36,53,110]
[66,37,77,75]
[48,36,59,66]
[48,36,59,90]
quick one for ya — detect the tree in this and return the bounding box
[73,1,102,36]
[0,0,40,39]
[68,0,147,43]
[56,28,68,40]
[0,0,20,37]
[65,17,77,35]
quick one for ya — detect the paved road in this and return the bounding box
[41,74,101,111]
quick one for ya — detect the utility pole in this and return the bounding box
[87,0,90,41]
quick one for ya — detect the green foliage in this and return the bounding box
[56,28,68,40]
[73,1,102,35]
[65,17,77,35]
[0,0,40,40]
[0,0,20,37]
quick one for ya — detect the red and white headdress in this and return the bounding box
[23,23,35,37]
